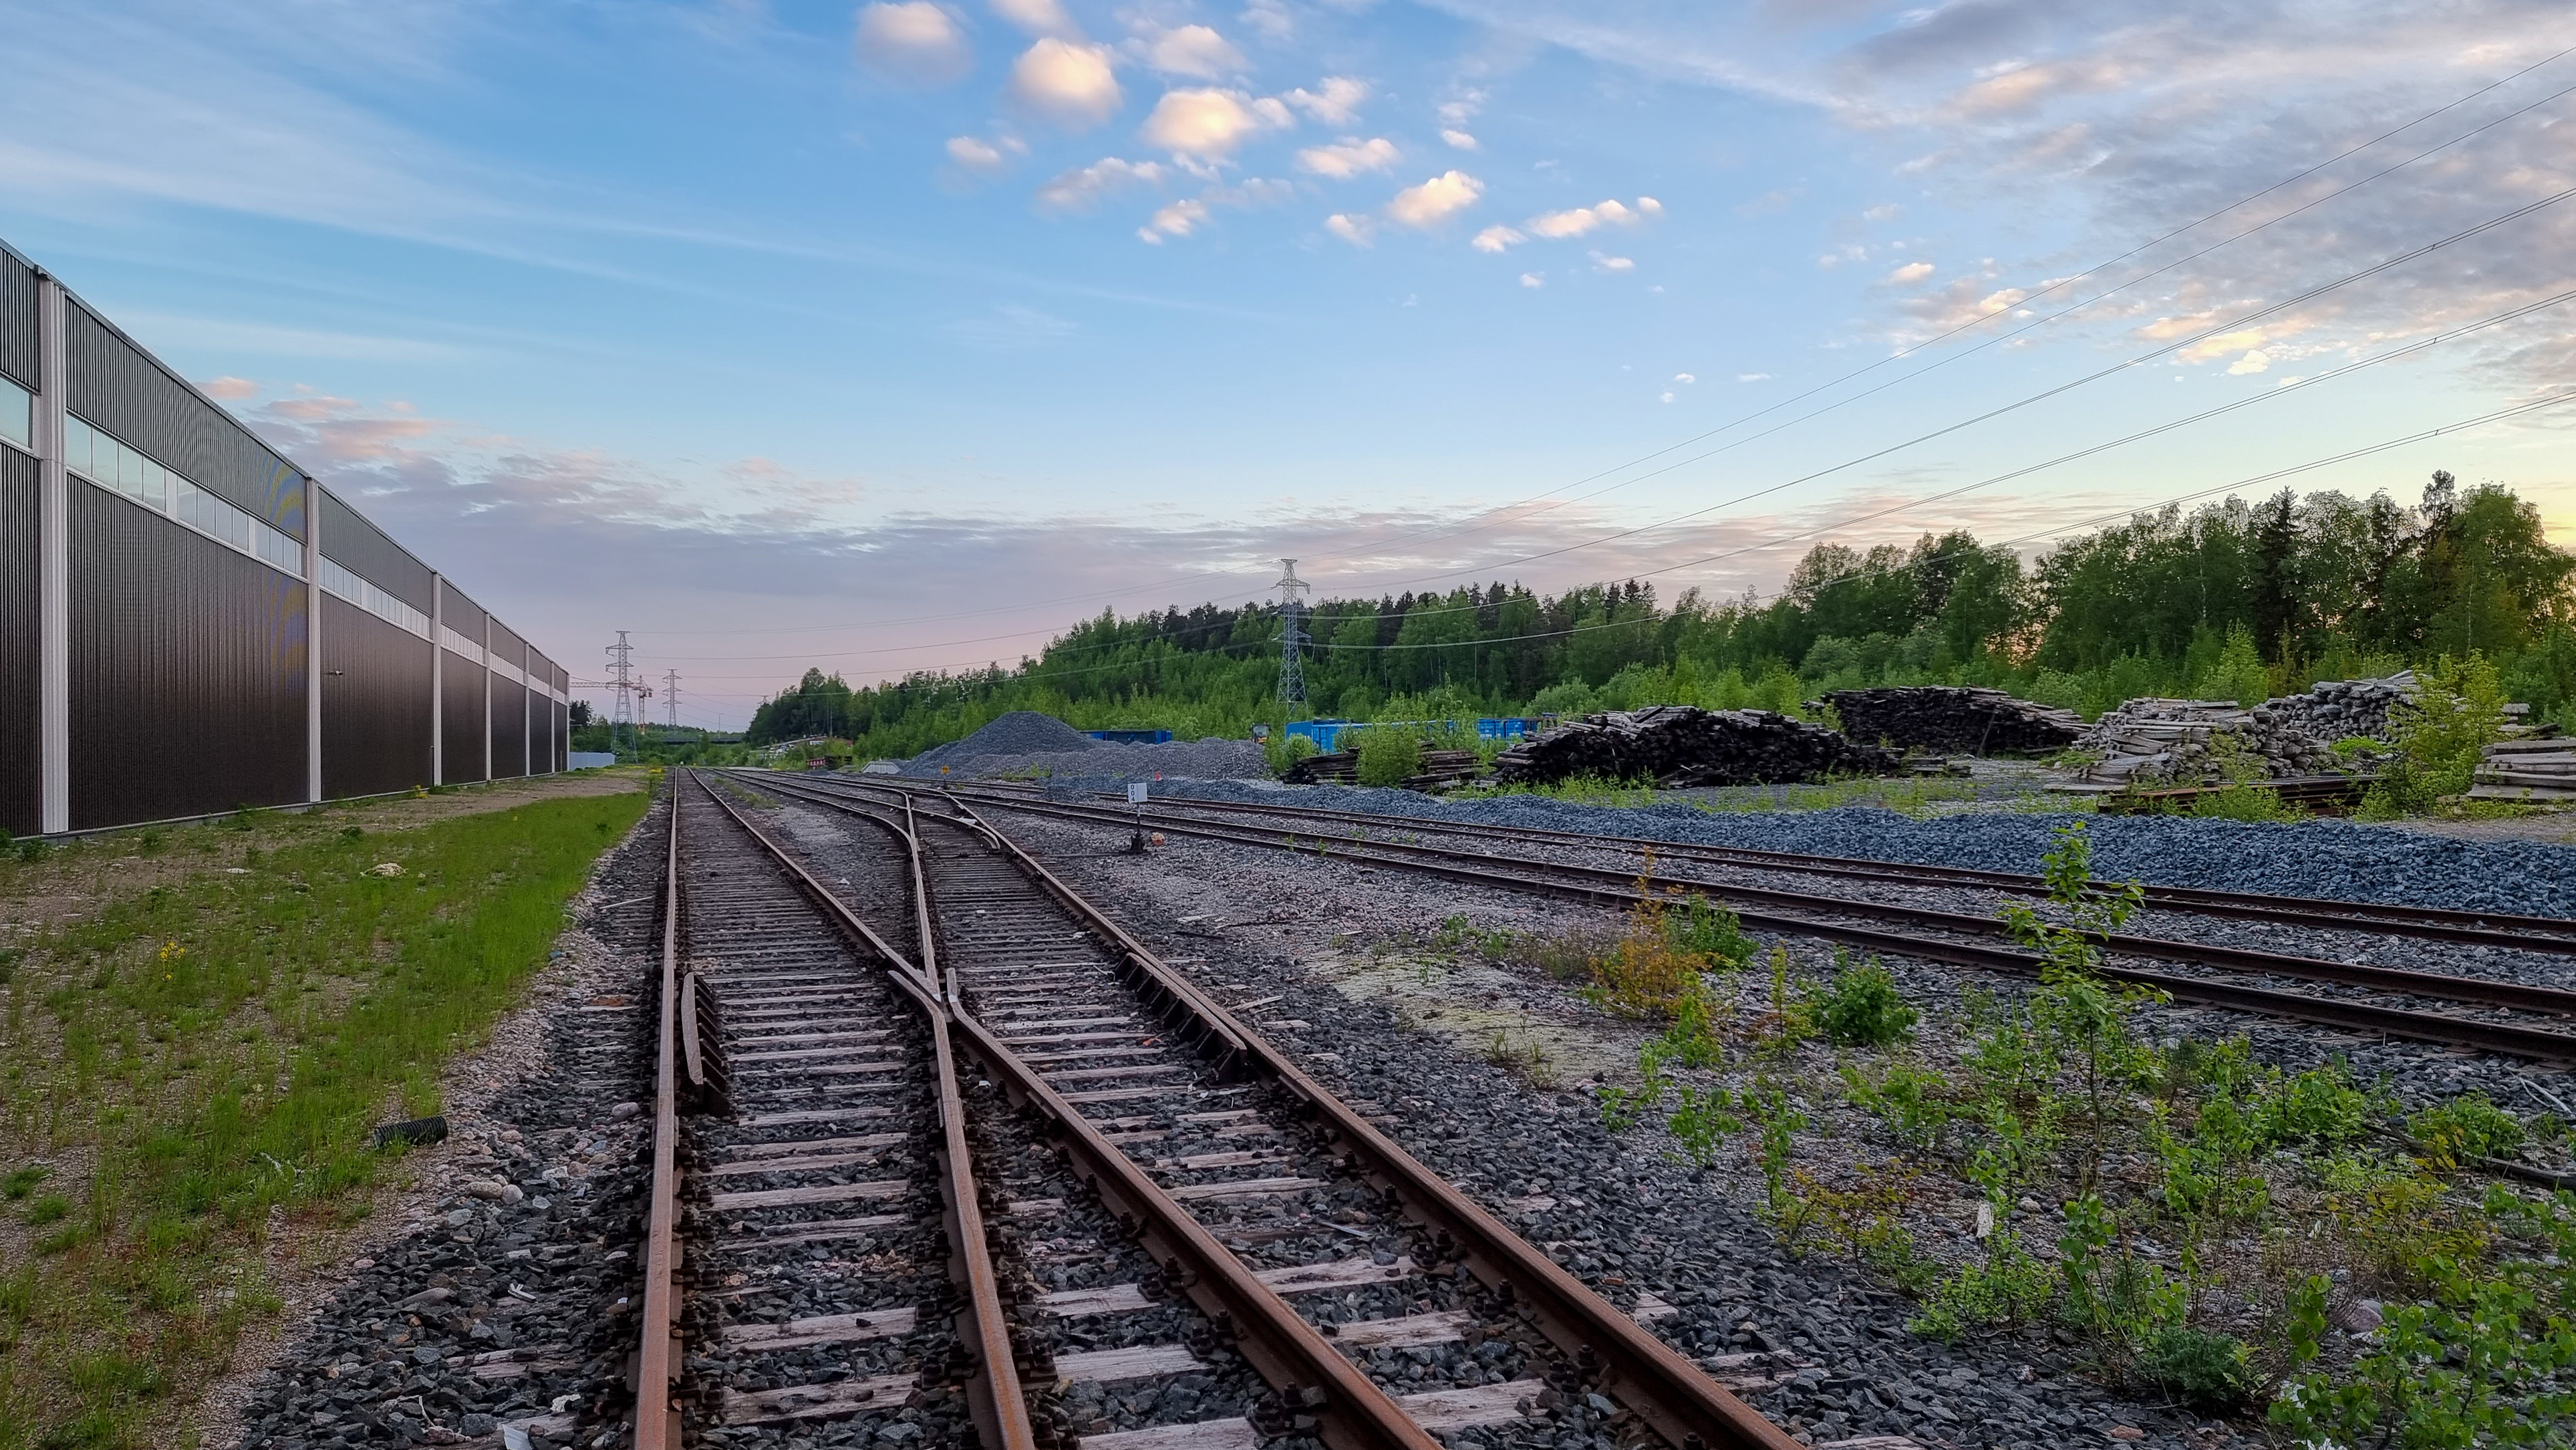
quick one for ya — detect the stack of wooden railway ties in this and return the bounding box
[2472,736,2576,803]
[1282,748,1484,790]
[1490,706,1899,788]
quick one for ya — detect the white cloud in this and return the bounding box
[1286,76,1368,126]
[1673,372,1695,384]
[1008,38,1123,128]
[990,0,1079,39]
[1141,88,1288,160]
[1470,225,1524,253]
[202,376,260,401]
[1862,202,1902,222]
[1519,272,1544,288]
[1296,136,1398,179]
[946,135,1015,171]
[1589,251,1634,272]
[1526,197,1655,240]
[1385,170,1482,229]
[1035,156,1165,211]
[855,2,972,84]
[1138,198,1209,242]
[1240,1,1293,41]
[1440,129,1479,151]
[2226,348,2272,375]
[1659,390,1675,402]
[1325,212,1374,246]
[1737,373,1772,382]
[1883,260,1936,285]
[1139,25,1246,79]
[1437,90,1483,126]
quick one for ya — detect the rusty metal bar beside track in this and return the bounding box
[729,768,1804,1450]
[633,772,684,1450]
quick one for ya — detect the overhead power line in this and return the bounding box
[625,44,2576,641]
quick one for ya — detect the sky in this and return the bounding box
[3,0,2575,729]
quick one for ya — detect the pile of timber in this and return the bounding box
[2073,699,2340,787]
[2470,737,2576,803]
[1280,746,1484,792]
[2268,672,2414,742]
[1283,750,1358,785]
[1818,686,2085,756]
[1490,706,1900,788]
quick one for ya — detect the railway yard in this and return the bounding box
[186,766,2576,1450]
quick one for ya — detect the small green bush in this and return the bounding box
[2252,1064,2380,1149]
[1353,727,1423,788]
[2410,1093,2525,1165]
[2143,1326,2253,1411]
[1814,954,1917,1047]
[1669,895,1755,967]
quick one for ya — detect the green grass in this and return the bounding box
[0,784,649,1449]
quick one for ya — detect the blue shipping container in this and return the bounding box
[1285,718,1546,752]
[1085,728,1174,744]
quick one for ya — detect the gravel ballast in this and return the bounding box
[1101,780,2576,921]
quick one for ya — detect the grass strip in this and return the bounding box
[0,783,651,1449]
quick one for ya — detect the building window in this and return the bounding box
[319,557,431,639]
[68,412,304,579]
[0,374,27,453]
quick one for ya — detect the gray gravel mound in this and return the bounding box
[1103,779,2576,919]
[911,710,1101,769]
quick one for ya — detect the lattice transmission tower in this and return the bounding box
[1273,558,1310,706]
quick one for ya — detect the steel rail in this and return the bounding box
[863,781,2576,1064]
[699,779,1451,1450]
[844,780,2576,1023]
[739,770,1806,1449]
[961,783,2576,953]
[688,776,1040,1450]
[633,772,684,1450]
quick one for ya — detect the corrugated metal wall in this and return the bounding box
[65,303,304,539]
[318,489,434,614]
[490,677,529,779]
[554,700,569,772]
[0,447,37,836]
[68,484,308,829]
[441,647,488,782]
[441,581,488,643]
[321,595,434,799]
[0,249,35,392]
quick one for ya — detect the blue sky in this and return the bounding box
[5,0,2574,727]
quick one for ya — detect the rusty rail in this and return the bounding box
[633,771,685,1450]
[730,768,1804,1450]
[688,776,1038,1450]
[870,781,2576,1064]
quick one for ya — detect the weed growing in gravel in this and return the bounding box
[1811,950,1916,1047]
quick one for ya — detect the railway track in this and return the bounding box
[752,772,2576,1065]
[633,770,1815,1449]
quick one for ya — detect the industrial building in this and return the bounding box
[0,237,569,838]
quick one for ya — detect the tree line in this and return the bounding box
[748,474,2576,756]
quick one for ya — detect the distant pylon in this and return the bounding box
[1273,558,1310,706]
[605,631,638,753]
[663,668,681,730]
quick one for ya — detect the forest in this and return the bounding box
[747,474,2576,760]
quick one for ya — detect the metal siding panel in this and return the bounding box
[64,303,303,539]
[440,649,487,781]
[321,595,433,799]
[67,483,307,829]
[490,677,529,778]
[0,251,35,393]
[317,490,434,614]
[0,447,37,834]
[554,700,569,771]
[439,583,487,640]
[489,621,526,664]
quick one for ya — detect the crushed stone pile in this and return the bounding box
[1820,686,2085,756]
[1491,705,1899,788]
[2263,672,2415,744]
[902,712,1265,780]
